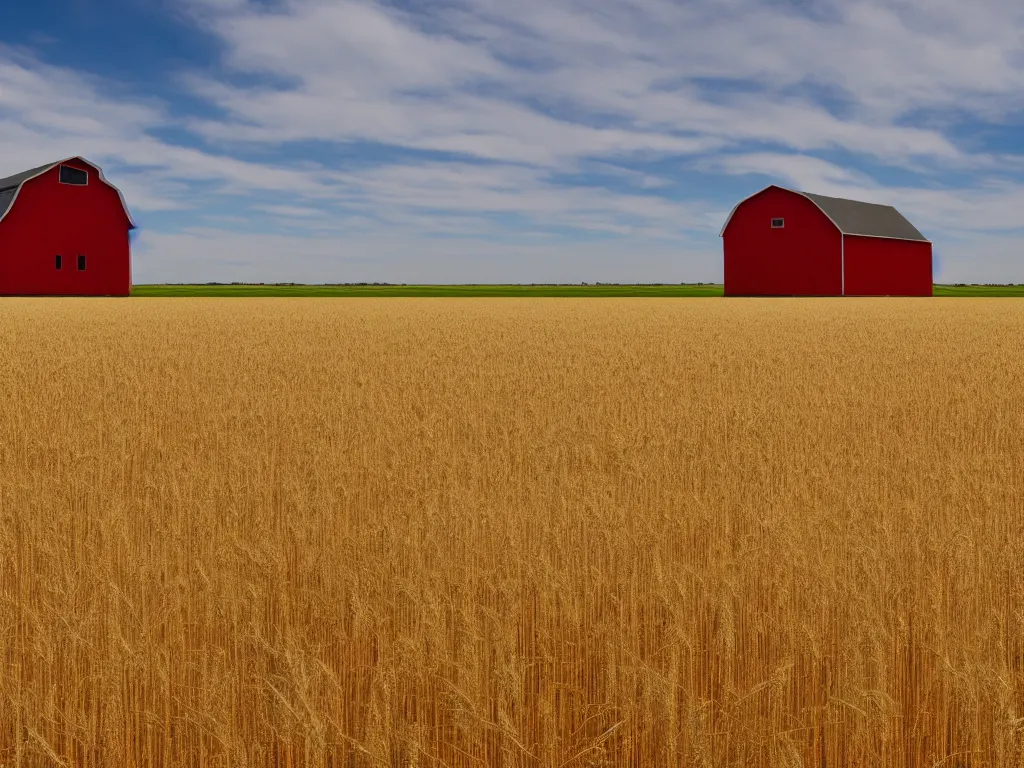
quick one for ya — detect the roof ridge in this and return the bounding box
[800,190,898,208]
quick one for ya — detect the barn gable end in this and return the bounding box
[0,157,135,229]
[722,185,843,296]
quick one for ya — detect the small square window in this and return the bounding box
[77,254,86,271]
[771,218,785,228]
[59,165,88,186]
[55,255,62,270]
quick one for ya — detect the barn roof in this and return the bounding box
[0,162,57,193]
[0,162,55,221]
[720,185,929,243]
[0,188,15,220]
[800,191,928,242]
[0,157,136,229]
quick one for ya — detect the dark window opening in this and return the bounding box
[55,255,62,270]
[771,218,785,228]
[59,165,88,186]
[77,254,86,271]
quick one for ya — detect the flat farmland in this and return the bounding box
[0,298,1022,767]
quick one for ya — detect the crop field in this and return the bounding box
[0,298,1022,767]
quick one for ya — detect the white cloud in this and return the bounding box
[179,0,972,166]
[698,153,876,192]
[0,46,343,208]
[254,204,326,218]
[5,0,1024,283]
[329,161,716,236]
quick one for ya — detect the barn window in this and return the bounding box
[55,255,62,270]
[77,254,86,271]
[59,165,89,186]
[771,218,785,228]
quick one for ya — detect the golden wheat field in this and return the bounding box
[0,297,1023,768]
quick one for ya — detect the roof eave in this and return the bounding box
[839,231,931,244]
[718,184,782,237]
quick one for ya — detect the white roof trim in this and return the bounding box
[0,157,136,229]
[718,185,776,237]
[840,231,933,244]
[719,184,931,244]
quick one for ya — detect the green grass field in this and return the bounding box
[129,284,1024,297]
[931,284,1024,297]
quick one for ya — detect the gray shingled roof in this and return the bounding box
[0,162,57,192]
[799,191,928,242]
[0,161,63,220]
[0,187,16,220]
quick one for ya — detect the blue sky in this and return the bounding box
[2,0,1024,284]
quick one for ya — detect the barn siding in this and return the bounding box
[0,159,131,296]
[723,187,842,296]
[843,236,933,297]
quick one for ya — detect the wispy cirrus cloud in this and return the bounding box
[179,0,972,165]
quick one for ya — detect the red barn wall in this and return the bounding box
[0,159,132,296]
[723,187,842,296]
[843,236,932,297]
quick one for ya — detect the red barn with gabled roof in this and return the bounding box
[720,185,932,297]
[0,157,134,296]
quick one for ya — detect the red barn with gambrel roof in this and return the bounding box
[0,157,134,296]
[720,185,932,297]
